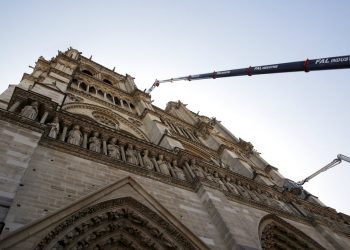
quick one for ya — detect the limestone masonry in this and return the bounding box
[0,48,349,249]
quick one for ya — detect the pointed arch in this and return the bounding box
[35,197,201,250]
[259,214,326,250]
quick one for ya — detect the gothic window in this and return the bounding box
[82,69,93,76]
[79,82,87,91]
[106,93,113,103]
[114,97,120,105]
[89,86,96,94]
[122,100,129,107]
[97,89,104,98]
[103,79,113,85]
[259,215,325,250]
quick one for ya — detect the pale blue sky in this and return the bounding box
[0,1,349,214]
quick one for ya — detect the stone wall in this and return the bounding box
[0,120,41,229]
[2,141,349,249]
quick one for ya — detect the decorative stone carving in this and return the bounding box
[107,137,121,159]
[203,167,214,181]
[237,138,254,157]
[212,172,228,191]
[236,180,252,200]
[125,144,138,165]
[20,101,39,120]
[219,159,227,169]
[195,119,214,139]
[224,177,240,196]
[92,112,119,129]
[260,215,326,250]
[35,197,200,250]
[142,149,154,170]
[190,159,204,178]
[89,132,101,153]
[157,155,170,175]
[67,125,83,146]
[47,117,60,139]
[172,160,186,180]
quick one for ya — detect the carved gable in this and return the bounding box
[0,177,208,250]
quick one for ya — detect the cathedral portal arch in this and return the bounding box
[35,197,200,250]
[259,214,326,250]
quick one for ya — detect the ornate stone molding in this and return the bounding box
[35,197,202,250]
[259,214,326,250]
[62,102,147,140]
[67,87,137,117]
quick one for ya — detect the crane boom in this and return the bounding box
[146,55,350,93]
[298,154,350,186]
[284,154,350,194]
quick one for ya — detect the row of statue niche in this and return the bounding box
[187,159,299,215]
[45,121,187,181]
[46,120,298,215]
[125,145,186,181]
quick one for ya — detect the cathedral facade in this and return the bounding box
[0,48,348,249]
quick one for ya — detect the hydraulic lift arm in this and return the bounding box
[284,154,350,194]
[146,55,350,93]
[297,154,350,186]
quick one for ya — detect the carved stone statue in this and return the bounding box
[172,160,186,180]
[67,125,82,146]
[157,155,170,175]
[224,177,240,195]
[125,144,138,165]
[203,167,214,181]
[190,159,204,178]
[107,138,121,159]
[213,172,228,191]
[236,180,252,200]
[20,101,39,120]
[89,132,101,153]
[246,184,261,202]
[142,150,154,170]
[48,117,60,139]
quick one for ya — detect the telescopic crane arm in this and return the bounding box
[297,154,350,186]
[146,55,350,93]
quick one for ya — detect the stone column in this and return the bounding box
[40,111,49,124]
[60,121,69,142]
[8,101,21,112]
[167,162,175,177]
[127,102,132,112]
[102,135,108,155]
[120,143,126,162]
[82,129,90,149]
[152,157,160,172]
[185,161,195,179]
[137,150,144,167]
